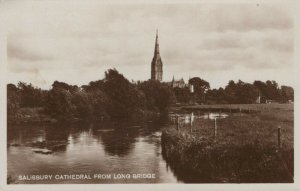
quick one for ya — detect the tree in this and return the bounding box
[188,77,210,103]
[173,87,191,103]
[139,80,175,111]
[82,80,111,118]
[235,81,259,104]
[103,68,147,117]
[280,86,294,102]
[44,82,77,120]
[225,80,238,104]
[17,82,45,107]
[224,80,259,104]
[254,80,283,102]
[206,88,228,104]
[7,84,21,119]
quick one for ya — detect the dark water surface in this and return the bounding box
[8,117,181,184]
[8,112,229,184]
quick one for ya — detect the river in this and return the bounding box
[7,112,228,184]
[7,116,182,184]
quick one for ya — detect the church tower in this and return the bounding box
[151,30,163,81]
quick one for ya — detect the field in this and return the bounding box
[162,104,294,183]
[176,103,293,112]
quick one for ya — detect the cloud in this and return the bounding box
[7,39,53,62]
[205,4,293,32]
[0,1,294,89]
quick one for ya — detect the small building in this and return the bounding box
[171,76,186,88]
[256,93,261,104]
[265,100,276,104]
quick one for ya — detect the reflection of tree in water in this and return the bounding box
[7,124,45,145]
[161,144,214,183]
[67,122,94,145]
[95,115,169,157]
[93,120,140,157]
[43,123,70,152]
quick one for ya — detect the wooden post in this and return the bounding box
[278,126,281,149]
[190,114,193,134]
[214,118,217,141]
[176,116,179,131]
[239,108,242,116]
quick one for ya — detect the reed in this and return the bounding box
[161,108,293,183]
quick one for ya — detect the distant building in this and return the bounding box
[189,83,194,93]
[165,76,194,93]
[151,30,163,81]
[149,31,194,93]
[171,76,186,88]
[265,100,276,104]
[256,93,261,104]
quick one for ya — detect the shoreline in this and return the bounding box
[161,109,294,183]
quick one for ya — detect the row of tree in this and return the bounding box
[8,69,174,121]
[7,68,294,121]
[173,77,294,104]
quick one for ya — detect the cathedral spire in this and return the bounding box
[154,29,159,55]
[151,30,163,81]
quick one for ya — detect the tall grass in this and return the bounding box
[181,103,294,112]
[161,107,293,183]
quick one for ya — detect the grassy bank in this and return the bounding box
[8,106,162,125]
[161,107,293,183]
[179,103,293,112]
[8,107,56,124]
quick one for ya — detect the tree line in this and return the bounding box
[181,78,293,104]
[7,69,174,122]
[7,68,294,122]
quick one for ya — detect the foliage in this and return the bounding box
[188,77,210,103]
[280,85,294,102]
[45,81,78,120]
[206,80,292,104]
[103,69,147,117]
[173,87,191,103]
[7,69,294,122]
[162,108,293,183]
[17,82,46,107]
[138,80,175,111]
[7,84,21,119]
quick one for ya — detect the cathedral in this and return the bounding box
[151,30,163,81]
[150,30,193,92]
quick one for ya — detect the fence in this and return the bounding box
[170,113,284,150]
[168,111,293,181]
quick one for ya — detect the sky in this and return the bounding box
[0,1,295,89]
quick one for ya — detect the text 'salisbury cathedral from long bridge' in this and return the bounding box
[150,30,192,90]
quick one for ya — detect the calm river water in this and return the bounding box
[8,116,181,184]
[7,113,228,184]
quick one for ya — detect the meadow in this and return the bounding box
[181,103,293,112]
[162,104,294,183]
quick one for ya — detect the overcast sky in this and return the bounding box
[0,1,295,89]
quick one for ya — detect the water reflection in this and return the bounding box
[169,112,228,125]
[8,112,233,184]
[93,121,140,157]
[7,116,179,184]
[44,124,69,152]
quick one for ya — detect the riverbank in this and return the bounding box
[161,108,293,183]
[8,106,162,125]
[8,107,56,124]
[169,103,293,113]
[7,115,177,184]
